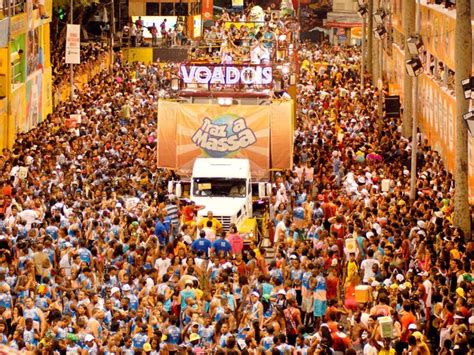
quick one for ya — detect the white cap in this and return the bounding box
[110,287,120,295]
[251,291,260,297]
[408,324,417,330]
[396,274,404,283]
[85,334,94,342]
[122,284,131,292]
[115,202,123,208]
[277,289,286,296]
[417,220,426,229]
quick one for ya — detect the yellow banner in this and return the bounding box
[224,22,260,30]
[124,48,153,64]
[10,13,27,37]
[42,67,52,119]
[0,98,7,150]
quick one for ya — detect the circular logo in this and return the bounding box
[203,114,239,158]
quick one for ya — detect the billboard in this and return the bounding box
[157,101,293,179]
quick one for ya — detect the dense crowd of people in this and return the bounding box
[0,37,471,354]
[52,42,109,91]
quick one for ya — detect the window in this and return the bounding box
[146,3,159,15]
[160,3,174,15]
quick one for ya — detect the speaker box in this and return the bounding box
[385,95,400,118]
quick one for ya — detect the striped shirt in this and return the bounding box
[165,203,179,229]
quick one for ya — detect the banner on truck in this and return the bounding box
[157,101,293,179]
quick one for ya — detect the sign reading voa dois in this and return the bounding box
[180,64,272,85]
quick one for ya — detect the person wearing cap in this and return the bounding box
[407,331,430,355]
[84,334,98,353]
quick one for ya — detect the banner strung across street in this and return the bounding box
[157,101,293,179]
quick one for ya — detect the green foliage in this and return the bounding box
[52,0,100,11]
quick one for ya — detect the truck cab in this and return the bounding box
[190,158,254,234]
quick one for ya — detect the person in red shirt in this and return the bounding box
[181,201,204,236]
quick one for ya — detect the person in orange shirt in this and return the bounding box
[397,301,417,354]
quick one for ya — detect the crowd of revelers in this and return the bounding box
[52,42,109,90]
[196,8,297,64]
[0,40,471,354]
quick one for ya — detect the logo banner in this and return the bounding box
[201,0,213,21]
[157,101,293,179]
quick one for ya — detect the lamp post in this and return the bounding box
[70,0,74,100]
[409,0,420,201]
[360,9,366,91]
[110,0,115,73]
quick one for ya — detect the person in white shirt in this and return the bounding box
[154,250,171,278]
[360,249,380,284]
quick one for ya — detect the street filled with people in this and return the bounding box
[0,39,472,354]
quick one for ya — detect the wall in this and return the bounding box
[0,0,53,150]
[384,1,474,201]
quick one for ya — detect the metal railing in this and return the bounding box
[2,0,25,17]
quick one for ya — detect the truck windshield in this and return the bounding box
[193,178,247,198]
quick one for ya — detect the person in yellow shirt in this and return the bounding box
[377,338,396,355]
[197,211,223,234]
[345,252,359,285]
[408,332,430,355]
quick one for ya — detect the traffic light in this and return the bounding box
[58,7,66,20]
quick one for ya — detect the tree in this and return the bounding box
[51,0,102,56]
[454,0,472,239]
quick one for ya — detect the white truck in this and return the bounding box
[190,158,258,237]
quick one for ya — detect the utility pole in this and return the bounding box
[70,0,74,100]
[402,0,415,137]
[409,0,420,201]
[361,14,366,91]
[454,0,472,238]
[367,0,373,76]
[110,0,115,72]
[377,0,383,120]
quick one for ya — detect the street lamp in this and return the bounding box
[406,35,423,56]
[171,76,180,91]
[405,57,423,77]
[462,111,474,135]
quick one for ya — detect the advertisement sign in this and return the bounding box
[180,64,272,85]
[193,15,202,38]
[26,72,42,130]
[65,24,80,64]
[202,0,213,21]
[10,84,26,136]
[157,101,293,179]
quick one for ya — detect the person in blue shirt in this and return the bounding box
[77,239,92,265]
[166,316,181,350]
[191,230,212,256]
[132,325,148,350]
[154,214,169,246]
[212,232,232,256]
[178,281,196,310]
